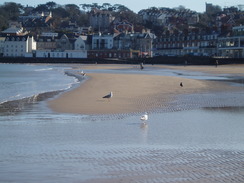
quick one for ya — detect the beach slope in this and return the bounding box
[49,72,220,114]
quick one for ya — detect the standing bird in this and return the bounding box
[140,112,148,122]
[80,70,86,76]
[103,92,113,101]
[140,112,148,127]
[180,82,183,87]
[140,63,144,70]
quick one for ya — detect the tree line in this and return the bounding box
[0,2,139,31]
[1,1,243,36]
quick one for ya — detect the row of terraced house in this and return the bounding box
[153,25,244,58]
[0,25,244,59]
[0,25,156,59]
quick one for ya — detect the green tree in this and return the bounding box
[3,2,23,20]
[46,1,57,10]
[76,13,89,26]
[0,2,23,30]
[113,4,130,12]
[65,4,81,19]
[102,3,112,10]
[0,15,8,30]
[52,7,69,18]
[79,4,92,11]
[34,4,49,12]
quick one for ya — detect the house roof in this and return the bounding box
[2,27,23,34]
[5,35,29,41]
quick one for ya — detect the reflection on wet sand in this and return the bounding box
[140,122,148,129]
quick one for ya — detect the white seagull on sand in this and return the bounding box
[140,112,148,121]
[103,92,113,100]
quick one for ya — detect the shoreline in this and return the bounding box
[0,90,64,114]
[48,64,244,115]
[1,56,244,65]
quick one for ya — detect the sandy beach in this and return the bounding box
[49,64,244,114]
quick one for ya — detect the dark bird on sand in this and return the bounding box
[140,63,144,70]
[180,82,183,87]
[103,92,113,100]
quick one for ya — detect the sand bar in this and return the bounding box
[73,63,244,75]
[157,64,244,75]
[48,64,244,114]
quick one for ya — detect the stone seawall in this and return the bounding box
[0,56,243,65]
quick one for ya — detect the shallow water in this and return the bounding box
[0,63,77,104]
[84,65,234,81]
[0,64,244,183]
[0,101,243,183]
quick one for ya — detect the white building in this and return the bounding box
[3,36,36,57]
[92,34,113,50]
[218,25,244,58]
[35,35,87,58]
[153,33,218,57]
[74,36,86,50]
[35,50,87,58]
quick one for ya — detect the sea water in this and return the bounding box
[0,63,243,183]
[0,63,78,104]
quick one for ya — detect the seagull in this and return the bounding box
[103,92,113,101]
[80,70,86,76]
[140,112,148,126]
[180,82,183,87]
[140,112,148,121]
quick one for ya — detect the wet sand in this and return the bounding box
[1,107,244,183]
[1,64,244,183]
[49,64,244,114]
[159,64,244,75]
